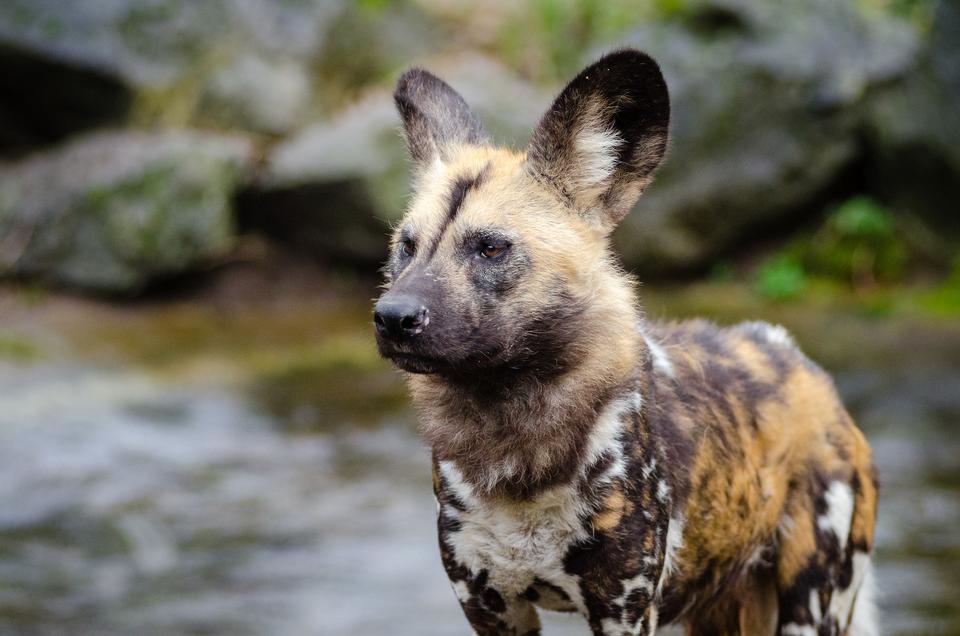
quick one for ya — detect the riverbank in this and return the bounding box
[1,258,959,634]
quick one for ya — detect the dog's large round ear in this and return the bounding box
[525,49,670,232]
[394,68,491,171]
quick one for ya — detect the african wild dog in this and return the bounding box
[373,50,878,635]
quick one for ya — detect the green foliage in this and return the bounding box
[709,260,734,282]
[496,0,671,81]
[750,197,908,302]
[356,0,392,11]
[831,196,894,238]
[917,257,960,317]
[311,2,439,114]
[804,196,907,287]
[0,332,40,362]
[858,0,937,29]
[753,253,807,301]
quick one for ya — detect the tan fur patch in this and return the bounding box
[593,489,628,532]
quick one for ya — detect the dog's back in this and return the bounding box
[643,320,877,633]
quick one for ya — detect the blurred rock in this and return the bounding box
[0,0,949,280]
[202,53,311,134]
[0,130,251,293]
[611,0,919,273]
[240,55,552,265]
[864,0,960,243]
[313,1,443,115]
[0,1,447,137]
[0,0,342,135]
[0,43,132,157]
[243,2,927,274]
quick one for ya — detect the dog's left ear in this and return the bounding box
[526,49,670,232]
[394,68,491,173]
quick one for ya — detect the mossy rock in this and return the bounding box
[610,0,919,273]
[0,1,440,137]
[863,0,960,243]
[0,130,252,293]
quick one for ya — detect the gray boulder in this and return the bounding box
[0,130,251,293]
[0,0,335,136]
[0,43,132,157]
[0,1,438,139]
[244,1,925,274]
[611,0,919,272]
[864,0,960,242]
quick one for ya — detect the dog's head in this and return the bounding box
[374,50,670,380]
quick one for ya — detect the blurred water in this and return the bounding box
[0,308,958,635]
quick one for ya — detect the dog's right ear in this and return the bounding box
[525,50,670,233]
[394,69,490,171]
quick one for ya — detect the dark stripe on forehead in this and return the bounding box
[425,162,490,258]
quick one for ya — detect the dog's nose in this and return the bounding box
[374,294,429,339]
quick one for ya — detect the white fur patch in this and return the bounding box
[439,460,479,509]
[656,514,685,598]
[436,396,641,614]
[818,481,854,551]
[742,320,797,349]
[809,588,823,624]
[572,123,622,196]
[438,392,681,628]
[834,551,877,634]
[781,624,818,636]
[745,544,769,569]
[656,479,671,503]
[436,401,632,614]
[647,336,675,378]
[847,557,878,636]
[580,394,634,483]
[443,480,590,608]
[637,324,675,377]
[451,579,470,604]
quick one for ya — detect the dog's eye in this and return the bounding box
[400,239,415,257]
[480,243,509,259]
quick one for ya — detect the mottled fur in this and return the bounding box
[374,50,878,635]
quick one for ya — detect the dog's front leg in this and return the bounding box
[442,564,541,636]
[567,520,666,636]
[580,583,659,636]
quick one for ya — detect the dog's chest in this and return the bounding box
[439,465,593,601]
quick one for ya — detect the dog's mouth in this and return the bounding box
[374,326,447,374]
[376,343,446,374]
[388,352,444,374]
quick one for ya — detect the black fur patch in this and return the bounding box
[451,283,588,382]
[426,165,490,258]
[394,69,490,166]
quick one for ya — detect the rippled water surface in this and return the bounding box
[1,290,958,635]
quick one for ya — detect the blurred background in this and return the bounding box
[0,0,958,634]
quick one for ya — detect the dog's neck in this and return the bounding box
[409,304,648,500]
